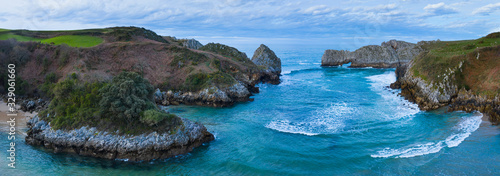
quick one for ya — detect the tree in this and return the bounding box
[99,72,156,123]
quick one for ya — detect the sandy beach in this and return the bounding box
[0,100,37,135]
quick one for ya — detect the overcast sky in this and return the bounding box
[1,0,499,50]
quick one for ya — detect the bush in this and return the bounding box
[98,72,156,123]
[42,76,105,129]
[41,71,182,134]
[140,109,176,126]
[183,71,236,91]
[199,43,249,62]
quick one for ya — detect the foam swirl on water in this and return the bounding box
[371,113,482,158]
[266,103,354,136]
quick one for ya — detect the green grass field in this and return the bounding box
[0,30,103,47]
[40,35,103,47]
[0,33,41,42]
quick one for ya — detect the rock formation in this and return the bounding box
[322,40,424,68]
[392,63,500,124]
[390,63,456,110]
[154,82,252,107]
[251,44,282,84]
[182,39,203,50]
[26,116,214,161]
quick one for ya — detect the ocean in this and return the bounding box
[1,45,499,175]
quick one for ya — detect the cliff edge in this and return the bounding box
[391,33,500,124]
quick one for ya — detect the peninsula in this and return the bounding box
[0,26,282,161]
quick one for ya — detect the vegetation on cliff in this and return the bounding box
[200,43,249,62]
[0,27,268,99]
[39,72,181,135]
[411,32,500,97]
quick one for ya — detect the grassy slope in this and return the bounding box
[41,35,103,47]
[411,32,500,96]
[1,26,263,135]
[1,27,260,95]
[0,29,104,47]
[0,33,41,42]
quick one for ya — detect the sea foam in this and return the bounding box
[366,71,420,121]
[266,103,354,136]
[371,113,482,158]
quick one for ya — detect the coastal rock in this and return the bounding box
[349,45,399,68]
[154,82,251,107]
[392,62,456,110]
[251,44,282,84]
[321,50,350,66]
[181,39,203,50]
[25,116,214,161]
[449,89,500,124]
[19,98,48,113]
[321,40,423,68]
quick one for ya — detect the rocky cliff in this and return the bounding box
[251,44,281,84]
[26,116,214,161]
[391,33,500,124]
[322,40,423,68]
[154,82,253,107]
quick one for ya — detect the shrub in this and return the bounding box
[98,72,156,123]
[41,76,105,129]
[183,71,236,91]
[199,43,249,62]
[140,109,177,126]
[40,71,182,134]
[184,73,209,91]
[40,73,58,97]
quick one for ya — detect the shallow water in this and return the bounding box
[1,45,499,175]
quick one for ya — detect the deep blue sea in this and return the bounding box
[1,45,500,175]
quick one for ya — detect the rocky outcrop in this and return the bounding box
[25,116,214,162]
[154,82,252,107]
[392,63,500,124]
[181,39,203,50]
[19,98,48,113]
[251,44,282,84]
[155,44,282,107]
[391,62,457,110]
[449,89,500,124]
[322,40,423,68]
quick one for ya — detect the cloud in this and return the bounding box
[472,3,500,15]
[0,0,497,46]
[423,2,458,16]
[302,5,335,15]
[490,27,500,33]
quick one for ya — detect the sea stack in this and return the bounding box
[251,44,282,84]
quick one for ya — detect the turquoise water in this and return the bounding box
[1,45,500,175]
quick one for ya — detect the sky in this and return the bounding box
[1,0,499,50]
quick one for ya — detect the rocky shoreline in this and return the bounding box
[154,44,282,107]
[391,63,500,124]
[154,82,253,107]
[25,116,214,161]
[322,40,425,68]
